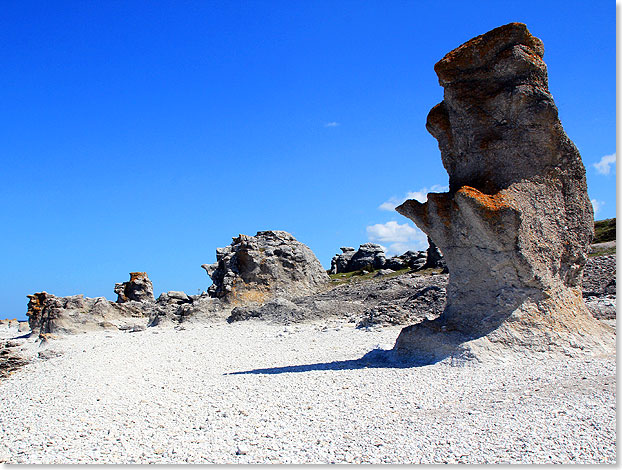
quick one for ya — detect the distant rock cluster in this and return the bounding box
[26,274,228,335]
[329,239,446,275]
[24,231,331,334]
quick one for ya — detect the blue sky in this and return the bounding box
[0,1,615,319]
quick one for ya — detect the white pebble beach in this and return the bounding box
[0,320,616,464]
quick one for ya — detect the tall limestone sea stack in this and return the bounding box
[395,23,614,361]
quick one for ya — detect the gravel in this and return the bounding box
[0,320,616,464]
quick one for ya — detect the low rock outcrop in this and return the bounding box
[26,272,158,334]
[357,276,447,328]
[148,292,227,326]
[394,23,614,361]
[228,297,309,324]
[203,231,329,305]
[26,292,149,335]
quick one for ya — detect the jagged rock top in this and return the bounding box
[434,23,545,85]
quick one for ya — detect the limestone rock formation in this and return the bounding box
[25,272,159,334]
[114,272,154,303]
[227,297,308,323]
[203,230,329,305]
[386,250,427,271]
[394,23,614,360]
[358,276,447,328]
[26,292,149,335]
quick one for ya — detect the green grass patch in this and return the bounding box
[328,266,443,285]
[589,246,616,258]
[329,269,381,285]
[594,218,616,243]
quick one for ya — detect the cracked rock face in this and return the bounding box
[203,231,329,305]
[394,23,613,360]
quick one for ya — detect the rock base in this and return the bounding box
[394,288,615,364]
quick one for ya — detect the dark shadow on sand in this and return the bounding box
[225,348,433,375]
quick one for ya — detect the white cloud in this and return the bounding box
[366,221,428,255]
[379,184,448,211]
[592,199,604,215]
[593,153,616,175]
[324,122,340,127]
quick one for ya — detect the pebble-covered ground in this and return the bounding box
[0,320,616,464]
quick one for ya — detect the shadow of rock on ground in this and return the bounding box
[225,347,461,376]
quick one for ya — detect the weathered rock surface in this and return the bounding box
[394,23,614,361]
[226,253,614,327]
[114,272,154,303]
[582,255,616,297]
[385,250,427,271]
[582,255,616,320]
[228,298,308,323]
[0,338,29,379]
[203,231,329,305]
[357,274,447,328]
[148,293,228,326]
[26,273,158,334]
[26,292,149,335]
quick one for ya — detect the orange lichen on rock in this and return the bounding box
[434,22,544,83]
[129,272,147,282]
[26,292,47,317]
[458,186,511,218]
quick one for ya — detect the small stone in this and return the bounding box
[235,445,249,456]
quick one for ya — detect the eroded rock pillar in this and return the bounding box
[394,23,613,360]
